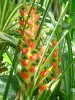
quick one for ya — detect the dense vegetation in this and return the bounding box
[0,0,75,100]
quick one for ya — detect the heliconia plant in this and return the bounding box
[1,0,74,100]
[17,5,62,99]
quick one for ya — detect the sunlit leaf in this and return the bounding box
[3,53,12,65]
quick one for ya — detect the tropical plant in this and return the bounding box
[0,0,75,100]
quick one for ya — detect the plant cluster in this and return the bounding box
[0,0,75,100]
[17,5,62,99]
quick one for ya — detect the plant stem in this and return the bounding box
[66,34,73,89]
[59,58,75,80]
[3,68,13,100]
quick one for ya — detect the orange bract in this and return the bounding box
[53,51,58,57]
[29,66,38,73]
[19,10,27,17]
[52,40,58,46]
[34,14,40,21]
[18,29,23,35]
[19,71,29,79]
[41,70,49,77]
[29,42,36,49]
[24,30,33,37]
[51,62,58,68]
[28,19,33,26]
[20,59,29,66]
[42,57,46,64]
[25,38,31,45]
[39,84,48,92]
[18,20,25,26]
[21,48,29,55]
[31,7,37,16]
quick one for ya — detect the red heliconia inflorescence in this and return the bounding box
[18,6,42,85]
[51,40,60,77]
[18,6,61,94]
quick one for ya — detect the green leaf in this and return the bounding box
[70,88,75,100]
[2,3,23,31]
[3,40,20,100]
[3,53,12,65]
[0,32,17,47]
[62,0,67,4]
[70,0,75,16]
[62,0,75,16]
[0,82,6,94]
[0,79,16,100]
[69,15,75,29]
